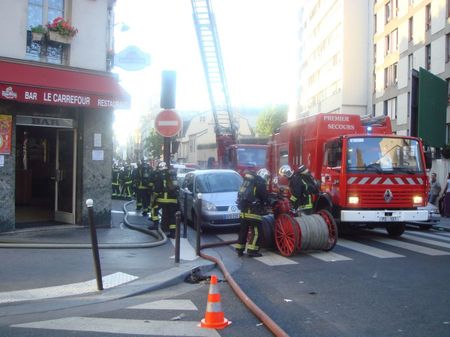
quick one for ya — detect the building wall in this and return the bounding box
[373,0,450,134]
[296,0,370,119]
[0,0,110,71]
[80,109,113,227]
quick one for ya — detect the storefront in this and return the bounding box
[0,59,130,232]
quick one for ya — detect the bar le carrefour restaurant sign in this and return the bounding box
[0,85,127,109]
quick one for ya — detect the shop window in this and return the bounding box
[26,0,68,65]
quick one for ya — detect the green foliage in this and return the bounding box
[31,25,46,34]
[255,104,288,137]
[143,129,163,159]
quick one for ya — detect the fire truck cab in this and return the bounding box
[267,113,430,236]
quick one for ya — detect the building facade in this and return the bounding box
[373,0,450,139]
[294,0,371,121]
[0,0,129,232]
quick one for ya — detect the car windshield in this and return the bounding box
[236,147,267,167]
[346,137,423,173]
[196,172,242,193]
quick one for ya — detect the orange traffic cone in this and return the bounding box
[199,275,231,329]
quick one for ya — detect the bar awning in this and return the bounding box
[0,59,130,109]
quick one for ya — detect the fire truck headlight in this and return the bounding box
[413,196,423,205]
[202,200,217,212]
[348,196,359,204]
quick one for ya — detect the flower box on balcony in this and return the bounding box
[31,32,44,42]
[48,30,72,45]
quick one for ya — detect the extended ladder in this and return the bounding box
[191,0,236,138]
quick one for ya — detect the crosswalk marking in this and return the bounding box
[217,234,238,242]
[401,233,450,249]
[407,231,450,243]
[254,251,298,265]
[129,299,198,310]
[338,238,404,258]
[0,272,138,304]
[12,317,220,337]
[170,238,198,261]
[371,237,450,256]
[307,251,353,262]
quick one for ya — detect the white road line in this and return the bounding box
[254,251,298,266]
[170,238,198,261]
[217,234,238,242]
[371,238,450,256]
[11,317,220,337]
[129,299,198,311]
[307,251,353,262]
[338,239,404,258]
[401,234,450,250]
[0,272,138,304]
[405,231,450,243]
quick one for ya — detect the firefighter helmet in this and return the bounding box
[297,164,309,174]
[157,161,167,170]
[257,168,270,182]
[279,165,293,178]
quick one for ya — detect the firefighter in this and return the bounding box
[152,162,179,238]
[121,163,134,199]
[279,164,320,214]
[235,168,270,257]
[136,161,154,216]
[112,163,121,198]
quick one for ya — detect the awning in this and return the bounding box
[0,59,130,109]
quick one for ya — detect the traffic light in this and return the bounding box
[160,70,176,109]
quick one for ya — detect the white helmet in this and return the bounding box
[279,165,293,178]
[257,168,270,182]
[158,161,167,170]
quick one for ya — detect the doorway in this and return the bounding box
[15,125,76,225]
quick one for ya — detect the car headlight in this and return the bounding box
[202,200,217,211]
[348,196,359,204]
[413,196,423,205]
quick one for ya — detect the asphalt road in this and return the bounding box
[1,215,449,336]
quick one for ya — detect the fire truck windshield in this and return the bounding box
[346,137,423,174]
[236,147,266,168]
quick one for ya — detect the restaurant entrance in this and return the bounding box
[15,117,76,225]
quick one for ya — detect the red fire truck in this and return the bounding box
[267,113,432,236]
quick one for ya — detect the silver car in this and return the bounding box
[179,169,243,229]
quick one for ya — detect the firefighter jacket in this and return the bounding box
[237,172,269,220]
[288,171,318,209]
[154,169,179,204]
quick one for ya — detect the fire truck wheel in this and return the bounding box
[385,223,405,237]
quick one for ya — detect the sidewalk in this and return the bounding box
[0,199,215,315]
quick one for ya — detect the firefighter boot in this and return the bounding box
[236,248,244,257]
[247,250,262,258]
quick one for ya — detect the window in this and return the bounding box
[425,4,431,31]
[384,62,398,88]
[425,44,431,70]
[27,0,67,64]
[408,17,413,42]
[408,54,413,75]
[447,34,450,63]
[383,97,398,120]
[448,0,450,18]
[385,0,398,24]
[385,29,398,55]
[374,14,377,33]
[374,43,377,64]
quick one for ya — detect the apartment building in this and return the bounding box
[0,0,129,232]
[294,0,371,121]
[373,0,450,140]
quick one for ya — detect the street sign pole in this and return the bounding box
[164,136,171,166]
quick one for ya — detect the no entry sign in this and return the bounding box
[155,109,182,137]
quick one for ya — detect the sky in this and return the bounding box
[112,0,300,144]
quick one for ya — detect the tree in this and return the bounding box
[142,129,163,159]
[255,104,288,137]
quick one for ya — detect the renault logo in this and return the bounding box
[384,189,393,203]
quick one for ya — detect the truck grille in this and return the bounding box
[348,187,419,208]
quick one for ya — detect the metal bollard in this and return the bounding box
[183,190,188,238]
[86,199,103,291]
[195,193,202,256]
[175,211,181,264]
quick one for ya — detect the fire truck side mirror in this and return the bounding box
[424,151,432,169]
